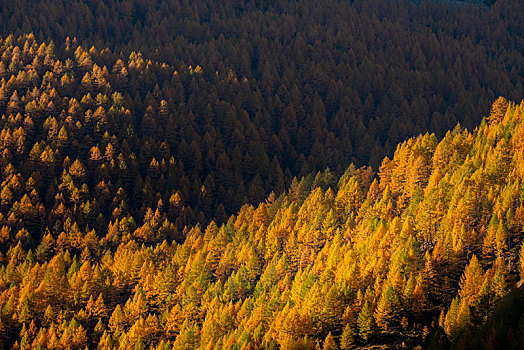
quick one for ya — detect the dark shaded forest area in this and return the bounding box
[1,0,523,166]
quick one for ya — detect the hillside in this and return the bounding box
[0,0,523,169]
[0,3,521,238]
[2,87,524,347]
[0,0,523,348]
[0,33,298,235]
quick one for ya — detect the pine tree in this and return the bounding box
[487,97,509,125]
[458,255,484,305]
[375,285,400,331]
[340,324,355,350]
[323,332,337,350]
[357,301,373,342]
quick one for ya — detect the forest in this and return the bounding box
[0,0,523,348]
[0,34,523,348]
[0,0,521,228]
[1,0,523,167]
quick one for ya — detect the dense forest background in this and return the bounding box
[0,0,522,227]
[0,0,523,348]
[1,0,523,166]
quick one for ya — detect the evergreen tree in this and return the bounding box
[357,302,373,343]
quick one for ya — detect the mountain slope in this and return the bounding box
[0,0,523,168]
[2,96,524,348]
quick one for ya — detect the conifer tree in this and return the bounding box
[323,332,337,350]
[340,324,355,350]
[357,301,373,343]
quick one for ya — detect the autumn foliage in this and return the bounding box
[0,32,523,348]
[0,0,522,346]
